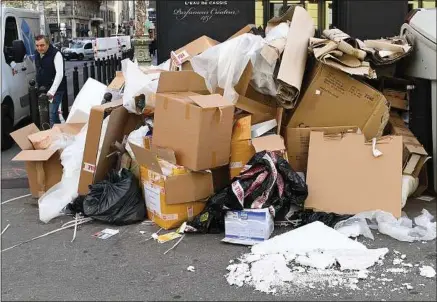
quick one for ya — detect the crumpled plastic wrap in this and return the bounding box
[125,125,150,160]
[122,60,160,114]
[191,33,264,103]
[401,175,419,208]
[334,209,436,242]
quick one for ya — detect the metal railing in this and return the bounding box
[28,48,134,129]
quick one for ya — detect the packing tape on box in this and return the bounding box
[35,162,46,197]
[214,108,224,124]
[163,98,168,110]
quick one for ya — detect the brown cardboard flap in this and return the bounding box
[175,35,219,63]
[155,147,177,165]
[252,135,285,152]
[236,95,277,118]
[130,143,163,174]
[165,172,214,205]
[10,123,40,150]
[53,123,86,135]
[157,71,208,93]
[188,94,234,108]
[108,71,125,90]
[12,149,57,161]
[306,132,402,217]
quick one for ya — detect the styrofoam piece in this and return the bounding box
[251,119,278,138]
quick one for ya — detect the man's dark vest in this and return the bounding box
[35,44,66,92]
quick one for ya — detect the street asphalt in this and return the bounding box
[1,187,436,301]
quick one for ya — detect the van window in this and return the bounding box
[84,43,92,49]
[3,16,19,65]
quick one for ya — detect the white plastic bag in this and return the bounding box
[122,60,160,114]
[190,33,264,103]
[334,209,436,242]
[125,125,150,160]
[401,175,419,208]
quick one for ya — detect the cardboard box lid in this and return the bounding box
[174,35,219,64]
[305,132,402,217]
[156,71,208,93]
[12,149,58,162]
[10,123,40,150]
[188,94,234,109]
[287,63,389,140]
[252,135,285,152]
[130,142,164,175]
[232,115,252,142]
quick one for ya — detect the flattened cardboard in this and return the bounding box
[78,100,142,195]
[306,132,402,217]
[153,92,235,171]
[383,89,408,111]
[251,135,285,153]
[284,126,359,172]
[288,63,389,140]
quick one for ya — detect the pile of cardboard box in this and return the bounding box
[10,9,431,242]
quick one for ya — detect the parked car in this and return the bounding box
[62,40,94,61]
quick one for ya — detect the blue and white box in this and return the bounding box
[222,208,274,245]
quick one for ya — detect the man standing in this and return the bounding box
[34,35,66,127]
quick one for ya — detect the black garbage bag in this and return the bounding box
[287,209,352,228]
[186,151,308,233]
[69,169,146,225]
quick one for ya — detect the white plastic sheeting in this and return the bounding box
[38,117,110,223]
[125,125,150,160]
[401,175,419,208]
[122,60,160,114]
[334,209,436,242]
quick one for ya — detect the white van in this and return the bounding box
[1,7,41,150]
[62,39,94,61]
[92,36,131,60]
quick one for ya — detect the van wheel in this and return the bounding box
[78,54,84,60]
[1,104,14,151]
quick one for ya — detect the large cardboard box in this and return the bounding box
[10,123,84,198]
[170,35,219,71]
[388,113,429,177]
[153,93,235,171]
[287,63,390,140]
[305,132,403,217]
[78,100,142,195]
[130,143,213,230]
[284,126,358,173]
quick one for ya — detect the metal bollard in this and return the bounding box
[101,92,113,105]
[28,79,40,126]
[106,56,111,84]
[62,75,69,120]
[83,62,89,85]
[102,58,107,85]
[111,55,116,78]
[96,59,102,82]
[37,86,50,130]
[90,61,95,79]
[73,66,79,99]
[117,56,121,71]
